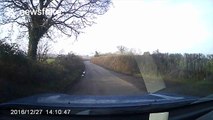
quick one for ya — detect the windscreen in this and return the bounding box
[0,0,212,105]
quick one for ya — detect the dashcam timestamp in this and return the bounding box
[10,109,71,115]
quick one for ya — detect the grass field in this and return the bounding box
[46,58,55,64]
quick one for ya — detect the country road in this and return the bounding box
[68,61,148,95]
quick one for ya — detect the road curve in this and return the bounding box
[67,61,147,95]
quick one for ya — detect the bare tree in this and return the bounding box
[117,45,127,54]
[94,51,100,57]
[37,39,51,62]
[0,0,111,60]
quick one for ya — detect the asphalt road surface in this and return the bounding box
[68,61,148,95]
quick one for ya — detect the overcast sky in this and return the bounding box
[50,0,213,55]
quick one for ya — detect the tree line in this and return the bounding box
[141,52,213,80]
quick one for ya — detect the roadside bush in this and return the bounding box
[0,41,84,103]
[91,54,140,75]
[0,41,29,81]
[55,53,84,75]
[91,53,213,81]
[0,42,26,61]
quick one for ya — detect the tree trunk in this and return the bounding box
[27,15,50,60]
[28,35,39,60]
[27,26,45,60]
